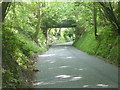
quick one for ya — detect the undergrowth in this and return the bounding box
[2,24,48,88]
[73,26,119,66]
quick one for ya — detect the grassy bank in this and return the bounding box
[73,26,119,66]
[2,28,48,88]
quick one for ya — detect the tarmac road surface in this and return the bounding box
[34,42,118,88]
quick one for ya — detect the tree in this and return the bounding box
[2,2,10,22]
[99,2,120,34]
[93,2,98,38]
[33,2,41,44]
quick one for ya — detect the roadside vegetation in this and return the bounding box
[2,2,49,88]
[73,2,120,66]
[1,1,120,88]
[1,2,75,88]
[73,26,119,66]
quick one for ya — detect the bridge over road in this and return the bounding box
[42,20,77,28]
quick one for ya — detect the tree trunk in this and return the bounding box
[117,2,120,34]
[93,2,98,38]
[2,2,10,22]
[42,27,48,44]
[99,2,120,34]
[33,3,41,44]
[58,28,61,40]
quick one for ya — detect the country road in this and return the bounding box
[34,42,118,88]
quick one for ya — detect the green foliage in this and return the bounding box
[74,25,119,65]
[47,28,75,44]
[2,1,120,88]
[73,2,119,66]
[41,2,75,28]
[2,2,48,88]
[2,24,41,87]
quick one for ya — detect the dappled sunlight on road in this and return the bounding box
[69,77,82,81]
[47,66,85,72]
[38,54,56,57]
[83,85,89,87]
[55,75,71,79]
[33,81,44,86]
[33,81,56,86]
[59,66,70,68]
[48,66,70,70]
[33,80,70,87]
[34,42,118,88]
[74,68,85,71]
[78,69,84,70]
[49,61,56,64]
[61,56,75,60]
[48,67,54,70]
[55,74,83,82]
[66,57,73,59]
[33,75,83,87]
[96,84,109,87]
